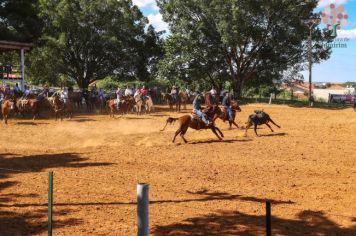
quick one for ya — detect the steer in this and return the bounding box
[245,110,280,136]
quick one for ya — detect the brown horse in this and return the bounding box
[65,98,74,119]
[160,105,224,143]
[205,93,219,106]
[52,95,64,121]
[164,93,180,112]
[107,96,135,117]
[178,92,189,110]
[215,100,242,129]
[1,98,15,124]
[16,97,40,120]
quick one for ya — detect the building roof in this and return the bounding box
[0,40,33,50]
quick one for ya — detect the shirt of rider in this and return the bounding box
[210,89,217,95]
[125,88,133,96]
[171,89,177,94]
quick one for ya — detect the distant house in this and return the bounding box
[282,83,314,98]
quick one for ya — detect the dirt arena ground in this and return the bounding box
[0,104,355,235]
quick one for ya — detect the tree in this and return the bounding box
[157,0,332,98]
[31,0,161,89]
[0,0,42,42]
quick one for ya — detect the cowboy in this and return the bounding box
[116,87,123,109]
[140,85,149,100]
[43,85,49,97]
[210,86,218,103]
[124,86,133,96]
[193,91,210,126]
[171,85,178,102]
[222,92,233,122]
[23,85,31,99]
[99,88,105,101]
[61,87,69,108]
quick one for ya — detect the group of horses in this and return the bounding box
[0,89,158,124]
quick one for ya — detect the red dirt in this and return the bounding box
[0,104,355,235]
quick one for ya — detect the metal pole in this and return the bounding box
[20,48,25,91]
[266,201,271,236]
[137,183,149,236]
[48,171,53,236]
[308,29,313,107]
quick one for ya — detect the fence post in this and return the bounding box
[48,171,53,236]
[137,183,149,236]
[266,201,271,236]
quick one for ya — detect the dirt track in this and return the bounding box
[0,104,355,235]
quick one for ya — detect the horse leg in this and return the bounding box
[215,126,224,138]
[268,118,280,128]
[172,126,182,143]
[265,123,274,132]
[180,125,189,143]
[232,121,239,128]
[254,124,259,136]
[244,123,252,136]
[211,126,223,141]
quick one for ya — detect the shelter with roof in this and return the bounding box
[0,40,33,89]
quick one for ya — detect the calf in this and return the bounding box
[245,110,280,136]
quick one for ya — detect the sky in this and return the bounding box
[133,0,356,83]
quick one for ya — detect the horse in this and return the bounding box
[144,96,154,113]
[245,110,281,136]
[160,105,224,143]
[353,99,356,111]
[164,93,180,112]
[215,100,242,129]
[69,91,83,110]
[134,94,153,115]
[16,97,40,120]
[107,96,135,117]
[1,98,15,124]
[51,95,64,121]
[178,92,189,110]
[205,92,219,106]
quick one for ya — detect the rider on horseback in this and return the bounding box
[116,87,123,110]
[140,85,149,101]
[171,85,178,102]
[193,91,210,126]
[222,92,233,122]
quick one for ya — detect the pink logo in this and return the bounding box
[322,3,348,30]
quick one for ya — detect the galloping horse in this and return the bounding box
[216,100,242,129]
[160,105,224,143]
[1,98,15,124]
[164,93,180,112]
[51,95,64,121]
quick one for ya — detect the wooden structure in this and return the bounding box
[0,40,34,89]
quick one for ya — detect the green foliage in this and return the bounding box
[157,0,332,98]
[0,0,43,42]
[30,0,162,89]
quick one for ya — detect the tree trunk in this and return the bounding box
[78,77,89,91]
[232,77,244,99]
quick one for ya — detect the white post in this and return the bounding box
[137,183,149,236]
[20,48,25,90]
[269,93,273,104]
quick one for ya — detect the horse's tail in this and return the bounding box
[160,117,178,131]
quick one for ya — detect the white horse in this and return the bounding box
[134,94,154,114]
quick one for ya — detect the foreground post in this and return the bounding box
[266,201,271,236]
[137,183,149,236]
[48,171,53,236]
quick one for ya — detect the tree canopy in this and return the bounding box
[157,0,332,97]
[0,0,42,42]
[28,0,162,89]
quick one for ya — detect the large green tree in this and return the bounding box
[30,0,162,89]
[0,0,42,42]
[157,0,332,98]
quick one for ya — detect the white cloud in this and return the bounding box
[132,0,158,10]
[337,29,356,39]
[147,13,169,33]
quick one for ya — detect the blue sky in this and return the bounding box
[133,0,356,83]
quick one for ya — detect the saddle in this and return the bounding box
[190,113,201,122]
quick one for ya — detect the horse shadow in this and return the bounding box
[188,138,252,145]
[16,122,49,126]
[259,132,287,137]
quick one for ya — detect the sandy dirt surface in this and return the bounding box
[0,104,355,235]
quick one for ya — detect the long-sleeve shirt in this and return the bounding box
[193,95,203,110]
[222,96,230,107]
